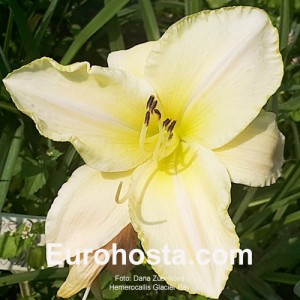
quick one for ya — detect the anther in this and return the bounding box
[163,118,171,128]
[144,111,151,126]
[167,120,177,132]
[154,109,161,120]
[146,95,155,109]
[150,100,158,113]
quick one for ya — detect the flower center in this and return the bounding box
[139,95,179,161]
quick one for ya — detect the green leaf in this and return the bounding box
[61,0,130,64]
[252,236,300,275]
[104,0,125,51]
[0,46,11,78]
[185,0,203,15]
[0,232,17,259]
[34,0,59,45]
[0,123,24,211]
[0,267,69,287]
[27,246,46,269]
[0,101,19,114]
[284,210,300,224]
[233,187,257,224]
[229,271,261,300]
[280,96,300,111]
[246,275,282,300]
[20,172,46,198]
[101,270,123,299]
[263,273,300,285]
[238,189,300,235]
[8,0,40,59]
[205,0,232,9]
[280,96,300,121]
[279,0,292,51]
[138,0,160,40]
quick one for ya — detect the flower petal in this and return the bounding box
[214,110,285,186]
[57,224,137,298]
[57,249,105,298]
[3,57,155,171]
[108,41,157,78]
[46,165,131,264]
[106,224,138,275]
[129,143,239,298]
[145,7,283,149]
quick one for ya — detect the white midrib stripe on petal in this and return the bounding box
[173,174,202,257]
[36,90,140,133]
[182,20,269,116]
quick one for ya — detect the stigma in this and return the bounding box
[139,95,178,161]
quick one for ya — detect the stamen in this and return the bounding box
[154,109,161,120]
[150,100,158,113]
[142,95,178,161]
[163,118,171,128]
[167,120,177,132]
[139,111,150,150]
[153,118,177,161]
[146,95,155,109]
[144,111,151,126]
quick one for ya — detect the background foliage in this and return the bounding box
[0,0,300,299]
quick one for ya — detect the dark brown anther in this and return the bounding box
[163,118,171,128]
[146,95,155,109]
[168,132,174,140]
[144,111,151,126]
[167,120,177,132]
[150,100,158,113]
[154,109,161,120]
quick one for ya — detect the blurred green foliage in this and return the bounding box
[0,0,300,299]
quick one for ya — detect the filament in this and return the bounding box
[82,287,91,300]
[152,122,164,161]
[139,123,148,151]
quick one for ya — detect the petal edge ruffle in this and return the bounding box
[214,110,285,186]
[3,57,155,171]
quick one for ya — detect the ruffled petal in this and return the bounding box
[108,41,157,78]
[214,110,285,186]
[46,165,131,264]
[144,7,283,149]
[3,57,155,171]
[129,143,239,298]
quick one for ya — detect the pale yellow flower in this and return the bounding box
[3,6,284,299]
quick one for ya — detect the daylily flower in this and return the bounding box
[3,6,284,299]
